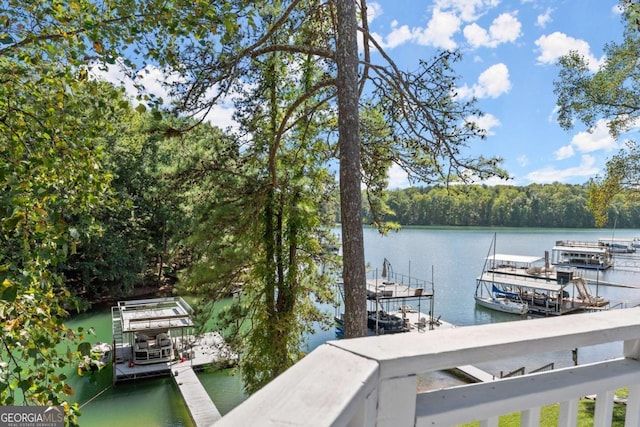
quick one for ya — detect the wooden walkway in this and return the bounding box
[173,364,221,426]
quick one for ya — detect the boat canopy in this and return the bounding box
[552,245,607,254]
[478,272,565,292]
[117,297,194,333]
[491,285,520,298]
[487,254,542,265]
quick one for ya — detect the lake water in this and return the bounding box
[69,226,640,426]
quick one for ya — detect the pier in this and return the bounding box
[110,297,237,426]
[173,365,221,426]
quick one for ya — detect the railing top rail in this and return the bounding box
[216,307,640,426]
[331,307,640,379]
[216,344,379,426]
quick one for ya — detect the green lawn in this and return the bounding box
[459,388,628,426]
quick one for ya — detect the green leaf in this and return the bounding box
[78,342,92,356]
[0,283,17,303]
[18,379,32,393]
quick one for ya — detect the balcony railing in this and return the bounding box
[215,307,640,426]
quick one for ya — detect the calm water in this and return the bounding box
[70,227,640,426]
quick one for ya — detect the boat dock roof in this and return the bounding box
[477,272,565,292]
[487,254,542,265]
[552,245,608,254]
[116,297,194,333]
[366,279,430,299]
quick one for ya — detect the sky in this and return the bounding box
[366,0,631,188]
[93,0,632,189]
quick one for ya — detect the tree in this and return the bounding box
[0,1,181,421]
[336,0,368,338]
[554,1,640,226]
[0,39,120,427]
[126,0,504,339]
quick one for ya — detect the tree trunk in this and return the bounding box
[336,0,367,338]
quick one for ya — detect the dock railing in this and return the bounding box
[215,307,640,426]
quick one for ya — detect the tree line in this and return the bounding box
[365,183,640,228]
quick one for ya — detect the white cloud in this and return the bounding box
[414,8,461,49]
[463,23,490,47]
[466,113,501,136]
[387,164,410,189]
[554,145,575,160]
[434,0,501,22]
[534,32,605,71]
[373,8,461,50]
[457,63,511,99]
[517,155,528,167]
[536,7,553,28]
[366,2,383,24]
[525,155,599,183]
[570,119,620,153]
[89,60,181,106]
[90,59,239,131]
[382,22,415,49]
[489,12,522,45]
[193,100,238,131]
[464,12,521,48]
[551,119,619,161]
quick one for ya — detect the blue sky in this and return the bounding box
[93,0,631,188]
[366,0,630,188]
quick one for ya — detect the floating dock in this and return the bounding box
[111,331,236,382]
[110,297,237,426]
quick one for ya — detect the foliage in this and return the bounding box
[373,183,640,228]
[554,2,640,138]
[0,1,158,422]
[174,14,341,389]
[554,1,640,227]
[1,0,509,403]
[61,110,189,300]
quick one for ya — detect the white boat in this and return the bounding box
[551,240,613,270]
[475,295,528,315]
[474,235,528,315]
[598,237,636,253]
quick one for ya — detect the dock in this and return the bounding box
[112,331,236,382]
[173,364,221,426]
[110,297,237,426]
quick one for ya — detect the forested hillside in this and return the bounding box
[366,183,640,228]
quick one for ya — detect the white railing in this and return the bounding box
[215,307,640,426]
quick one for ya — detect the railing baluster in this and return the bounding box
[558,399,579,427]
[215,308,640,426]
[593,390,614,427]
[480,416,499,427]
[625,384,640,427]
[625,339,640,360]
[521,407,540,427]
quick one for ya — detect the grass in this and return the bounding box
[459,388,629,427]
